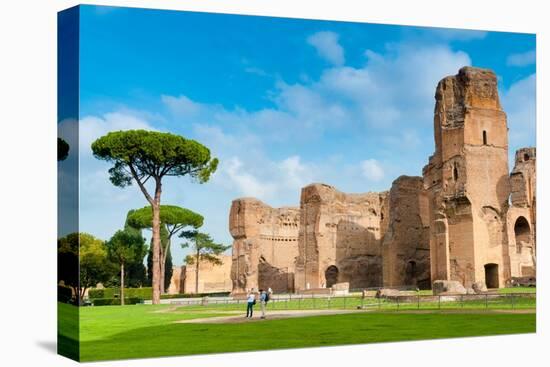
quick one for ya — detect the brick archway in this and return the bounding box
[514,216,531,254]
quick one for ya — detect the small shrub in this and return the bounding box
[88,287,152,300]
[92,297,143,306]
[160,291,230,299]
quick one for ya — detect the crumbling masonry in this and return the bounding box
[229,67,536,292]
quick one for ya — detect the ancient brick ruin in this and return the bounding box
[295,184,389,290]
[382,176,430,289]
[167,254,232,294]
[229,198,300,293]
[507,148,536,278]
[226,66,536,293]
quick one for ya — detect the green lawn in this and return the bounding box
[58,302,536,362]
[498,287,536,294]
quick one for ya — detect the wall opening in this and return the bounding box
[484,263,499,288]
[325,265,339,288]
[405,260,417,286]
[514,216,531,254]
[524,153,530,162]
[483,130,487,145]
[453,164,459,180]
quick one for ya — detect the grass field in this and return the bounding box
[58,300,536,362]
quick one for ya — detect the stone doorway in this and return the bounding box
[325,265,339,288]
[484,263,499,289]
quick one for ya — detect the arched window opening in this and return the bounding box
[483,130,488,145]
[514,216,531,254]
[453,164,459,180]
[524,153,530,162]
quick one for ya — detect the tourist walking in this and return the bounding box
[246,290,256,318]
[259,289,268,319]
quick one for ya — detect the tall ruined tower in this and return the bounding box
[423,67,511,288]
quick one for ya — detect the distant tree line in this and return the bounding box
[58,129,225,305]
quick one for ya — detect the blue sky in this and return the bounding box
[59,5,536,265]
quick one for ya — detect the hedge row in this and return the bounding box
[161,291,231,299]
[88,287,152,300]
[89,287,231,300]
[92,297,144,306]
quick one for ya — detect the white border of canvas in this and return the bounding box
[0,1,547,366]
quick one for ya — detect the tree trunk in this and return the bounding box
[120,261,125,306]
[151,180,162,305]
[159,244,165,295]
[195,250,200,294]
[78,286,87,305]
[160,238,171,295]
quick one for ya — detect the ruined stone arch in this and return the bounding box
[514,216,531,254]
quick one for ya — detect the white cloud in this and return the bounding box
[217,154,318,204]
[506,50,536,67]
[79,112,157,156]
[223,157,276,199]
[244,66,269,77]
[278,156,313,190]
[315,44,471,128]
[360,159,385,181]
[307,31,345,66]
[162,95,202,117]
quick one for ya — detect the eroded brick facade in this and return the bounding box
[223,67,536,293]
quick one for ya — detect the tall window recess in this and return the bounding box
[453,164,459,180]
[483,130,488,145]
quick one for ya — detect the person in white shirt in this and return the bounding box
[246,290,256,318]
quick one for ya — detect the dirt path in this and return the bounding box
[173,307,535,324]
[174,309,360,324]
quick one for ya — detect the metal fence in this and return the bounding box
[167,292,535,311]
